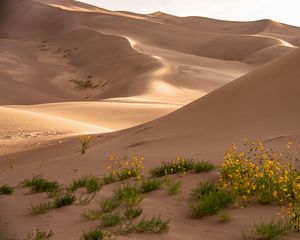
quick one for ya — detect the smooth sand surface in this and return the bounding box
[1,0,300,239]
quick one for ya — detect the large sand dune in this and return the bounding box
[1,0,300,239]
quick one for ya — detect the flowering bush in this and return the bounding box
[104,155,144,183]
[219,141,300,230]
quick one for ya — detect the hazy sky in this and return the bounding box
[79,0,300,27]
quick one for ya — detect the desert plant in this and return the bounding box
[100,197,121,213]
[135,216,170,233]
[80,134,92,154]
[53,191,76,208]
[26,229,54,240]
[115,183,142,207]
[0,184,14,195]
[124,207,143,219]
[101,212,122,227]
[80,229,108,240]
[69,175,102,193]
[191,190,232,218]
[191,182,219,200]
[31,202,53,215]
[254,219,289,240]
[104,155,144,182]
[81,209,102,221]
[139,178,162,193]
[164,177,182,195]
[218,211,232,223]
[193,161,215,173]
[20,176,60,194]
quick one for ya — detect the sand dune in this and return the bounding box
[1,0,300,239]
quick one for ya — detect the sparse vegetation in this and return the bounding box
[80,134,92,154]
[135,216,170,233]
[139,178,162,193]
[193,161,215,173]
[191,182,232,217]
[81,209,103,221]
[115,183,142,207]
[69,175,102,193]
[26,229,54,240]
[101,212,122,227]
[104,155,144,183]
[218,211,232,223]
[0,184,14,195]
[164,177,182,195]
[80,229,108,240]
[124,207,143,219]
[70,79,99,90]
[53,191,76,208]
[31,202,53,215]
[20,176,60,194]
[100,197,121,213]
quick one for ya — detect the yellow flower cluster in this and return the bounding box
[219,141,300,229]
[105,154,144,181]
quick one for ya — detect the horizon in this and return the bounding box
[79,0,300,27]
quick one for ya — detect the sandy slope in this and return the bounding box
[1,0,300,239]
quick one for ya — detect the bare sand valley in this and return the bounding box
[1,0,300,239]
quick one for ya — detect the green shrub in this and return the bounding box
[164,177,182,195]
[254,219,289,240]
[80,229,108,240]
[139,178,162,193]
[0,184,14,195]
[80,135,92,154]
[191,182,219,200]
[81,210,102,221]
[193,161,215,173]
[135,216,170,233]
[218,211,232,223]
[21,176,59,194]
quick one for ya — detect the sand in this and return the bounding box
[1,0,300,239]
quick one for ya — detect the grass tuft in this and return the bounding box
[26,229,54,240]
[218,211,232,223]
[81,210,102,221]
[193,161,215,173]
[191,182,219,200]
[0,184,14,195]
[100,197,121,213]
[53,191,76,208]
[135,216,170,233]
[69,175,102,193]
[21,176,60,194]
[254,219,289,240]
[80,229,108,240]
[124,207,143,219]
[101,212,122,227]
[80,135,92,154]
[115,183,142,207]
[164,177,182,195]
[139,178,162,193]
[31,202,53,215]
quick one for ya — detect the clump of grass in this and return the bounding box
[53,191,76,208]
[80,134,92,154]
[164,177,182,195]
[124,207,143,219]
[191,182,219,200]
[101,212,122,227]
[26,229,54,240]
[31,202,53,215]
[193,161,215,173]
[69,175,102,193]
[150,158,194,177]
[20,176,60,194]
[115,183,142,207]
[0,184,14,195]
[191,190,232,218]
[218,211,232,223]
[100,197,121,213]
[139,178,162,193]
[254,219,289,240]
[80,229,108,240]
[135,216,170,233]
[102,173,116,185]
[81,209,102,221]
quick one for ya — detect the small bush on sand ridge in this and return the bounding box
[26,229,54,240]
[139,178,162,193]
[80,229,108,240]
[80,134,92,154]
[69,175,102,193]
[0,184,14,195]
[135,216,170,233]
[21,176,60,194]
